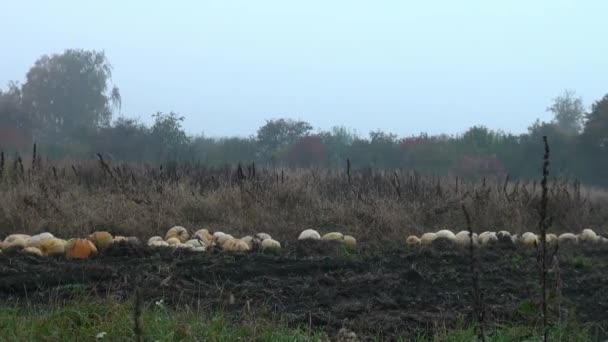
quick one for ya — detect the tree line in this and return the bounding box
[1,49,608,186]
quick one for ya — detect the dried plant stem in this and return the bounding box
[538,135,550,342]
[462,204,485,342]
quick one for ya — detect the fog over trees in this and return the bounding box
[2,49,608,185]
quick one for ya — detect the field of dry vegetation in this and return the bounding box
[0,151,607,243]
[2,151,608,340]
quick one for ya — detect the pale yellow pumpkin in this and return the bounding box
[88,231,114,251]
[26,233,54,248]
[343,235,357,247]
[2,234,29,252]
[192,229,213,244]
[165,226,189,243]
[406,235,421,246]
[322,232,344,241]
[23,246,43,256]
[39,238,66,256]
[223,239,250,252]
[166,237,181,246]
[261,238,281,251]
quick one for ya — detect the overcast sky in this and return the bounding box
[1,1,607,137]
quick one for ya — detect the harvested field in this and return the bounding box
[1,241,607,340]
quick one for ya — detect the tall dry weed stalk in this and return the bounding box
[538,136,550,342]
[462,203,485,342]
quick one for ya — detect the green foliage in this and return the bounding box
[0,82,27,128]
[256,118,313,161]
[150,111,190,162]
[3,50,608,186]
[572,256,592,268]
[0,299,599,341]
[582,95,608,151]
[0,299,326,341]
[547,89,585,135]
[429,323,599,342]
[21,49,119,139]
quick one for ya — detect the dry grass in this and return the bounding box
[0,153,607,244]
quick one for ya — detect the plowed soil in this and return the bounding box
[1,240,607,340]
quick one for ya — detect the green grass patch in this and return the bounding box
[0,299,326,341]
[429,323,601,342]
[0,298,603,341]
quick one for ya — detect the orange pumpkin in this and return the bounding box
[65,239,98,259]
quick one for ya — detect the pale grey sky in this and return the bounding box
[1,1,607,137]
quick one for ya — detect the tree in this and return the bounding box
[21,49,121,141]
[546,89,585,135]
[319,126,356,165]
[0,82,26,127]
[150,112,189,162]
[461,126,496,153]
[95,117,151,161]
[582,95,608,150]
[578,94,608,184]
[256,118,312,160]
[0,82,33,151]
[286,135,325,166]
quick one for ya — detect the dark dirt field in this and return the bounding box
[1,240,607,340]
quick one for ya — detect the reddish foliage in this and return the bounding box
[0,125,33,152]
[399,136,427,150]
[455,154,506,178]
[286,135,325,166]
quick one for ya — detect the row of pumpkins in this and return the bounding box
[0,227,357,260]
[405,229,608,247]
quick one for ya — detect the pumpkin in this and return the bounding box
[558,233,578,244]
[322,232,344,241]
[192,229,213,244]
[166,237,181,246]
[185,239,205,248]
[406,235,421,246]
[454,231,475,246]
[88,231,114,251]
[23,246,43,256]
[241,235,254,248]
[420,233,436,246]
[580,229,600,243]
[175,243,194,250]
[149,240,169,247]
[217,234,235,246]
[65,239,98,259]
[546,233,559,244]
[480,232,499,246]
[4,234,31,242]
[298,229,321,240]
[166,226,189,243]
[148,236,164,245]
[223,239,250,252]
[435,230,456,241]
[2,234,29,253]
[39,238,66,256]
[255,233,272,241]
[261,238,281,252]
[521,232,539,247]
[27,233,55,248]
[343,235,357,247]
